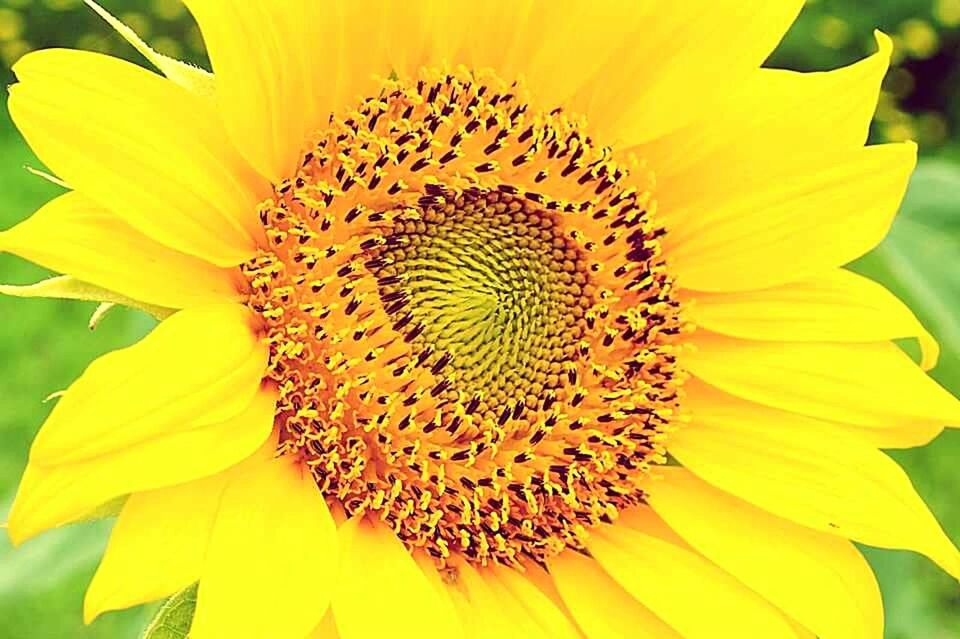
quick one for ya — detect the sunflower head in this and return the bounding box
[2,2,959,639]
[242,68,685,565]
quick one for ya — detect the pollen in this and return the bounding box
[241,68,687,566]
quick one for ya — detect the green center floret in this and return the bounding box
[374,191,591,419]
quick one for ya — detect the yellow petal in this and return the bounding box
[82,0,214,96]
[578,0,804,142]
[413,552,475,634]
[340,2,456,96]
[7,385,276,546]
[550,550,682,639]
[309,610,340,639]
[685,268,939,370]
[520,563,585,633]
[450,0,800,138]
[9,49,268,267]
[84,470,231,622]
[0,191,239,309]
[27,303,267,466]
[648,467,883,639]
[646,32,891,190]
[680,374,938,454]
[588,516,799,639]
[669,385,960,578]
[664,143,917,292]
[192,457,337,639]
[451,1,631,111]
[182,0,357,182]
[444,560,515,639]
[686,331,960,429]
[333,516,464,639]
[484,563,581,639]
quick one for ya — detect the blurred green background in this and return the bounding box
[1,0,960,637]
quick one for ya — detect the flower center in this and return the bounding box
[242,68,685,566]
[370,191,591,421]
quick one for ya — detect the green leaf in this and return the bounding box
[142,585,198,639]
[0,515,155,639]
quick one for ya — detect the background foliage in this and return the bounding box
[0,0,959,637]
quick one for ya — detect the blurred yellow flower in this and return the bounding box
[0,9,25,42]
[900,18,940,59]
[814,15,852,49]
[935,0,960,27]
[151,0,186,21]
[3,2,959,639]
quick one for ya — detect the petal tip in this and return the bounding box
[5,507,33,548]
[873,30,894,59]
[81,595,102,626]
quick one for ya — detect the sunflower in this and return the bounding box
[3,1,959,638]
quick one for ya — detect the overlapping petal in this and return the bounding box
[645,33,892,192]
[452,560,533,638]
[28,304,268,465]
[84,471,232,622]
[192,456,337,639]
[0,191,240,310]
[686,331,960,430]
[647,468,884,639]
[482,563,581,639]
[588,515,799,639]
[8,385,275,546]
[551,550,682,639]
[579,0,804,142]
[182,0,353,182]
[333,517,463,639]
[664,143,917,292]
[9,49,268,266]
[685,269,938,369]
[669,385,960,578]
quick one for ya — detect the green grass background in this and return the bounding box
[1,0,960,637]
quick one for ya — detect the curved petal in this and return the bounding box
[648,467,884,639]
[185,0,802,177]
[645,32,891,190]
[453,0,633,110]
[484,563,581,639]
[669,386,960,578]
[27,303,267,466]
[0,191,240,309]
[444,561,516,639]
[192,457,337,639]
[575,0,804,143]
[84,469,232,622]
[333,517,463,639]
[183,0,352,182]
[664,143,917,292]
[685,331,960,430]
[679,376,940,452]
[588,516,799,639]
[8,385,276,546]
[309,611,340,639]
[684,268,938,370]
[9,49,268,266]
[550,550,682,639]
